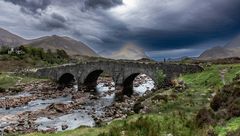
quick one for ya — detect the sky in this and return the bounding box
[0,0,240,60]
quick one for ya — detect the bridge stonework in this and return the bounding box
[34,61,203,93]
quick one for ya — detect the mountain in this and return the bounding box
[106,44,149,60]
[0,28,98,57]
[199,35,240,60]
[28,35,98,56]
[0,28,29,47]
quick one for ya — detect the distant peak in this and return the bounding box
[51,35,61,38]
[106,43,149,60]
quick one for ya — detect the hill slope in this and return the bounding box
[0,28,98,57]
[0,28,28,47]
[28,35,98,56]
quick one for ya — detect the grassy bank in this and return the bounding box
[0,73,47,89]
[215,117,240,136]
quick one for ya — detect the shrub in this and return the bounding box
[0,46,10,54]
[155,70,166,87]
[0,46,70,65]
[196,108,216,127]
[227,98,240,117]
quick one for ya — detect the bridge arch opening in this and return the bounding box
[84,70,104,91]
[84,70,116,99]
[123,73,156,97]
[96,73,115,98]
[58,73,76,89]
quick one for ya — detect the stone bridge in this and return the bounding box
[34,61,203,95]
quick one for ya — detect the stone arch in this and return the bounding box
[122,72,157,97]
[84,70,104,91]
[123,73,140,96]
[58,73,76,89]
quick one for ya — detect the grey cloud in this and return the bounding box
[4,0,123,15]
[84,0,123,9]
[1,0,240,60]
[4,0,51,14]
[37,13,68,31]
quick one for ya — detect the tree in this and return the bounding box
[56,49,69,59]
[0,46,10,54]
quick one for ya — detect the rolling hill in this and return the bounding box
[28,35,98,56]
[199,35,240,60]
[0,28,29,47]
[0,28,98,57]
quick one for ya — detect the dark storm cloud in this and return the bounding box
[84,0,123,9]
[1,0,240,59]
[37,13,68,31]
[4,0,123,14]
[127,26,240,51]
[4,0,51,14]
[107,0,240,52]
[3,0,124,32]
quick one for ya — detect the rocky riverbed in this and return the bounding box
[0,74,155,134]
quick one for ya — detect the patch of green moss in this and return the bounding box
[214,117,240,136]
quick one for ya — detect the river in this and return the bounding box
[0,74,155,132]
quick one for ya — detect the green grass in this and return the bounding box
[181,64,240,90]
[99,113,211,136]
[214,117,240,136]
[19,114,208,136]
[20,127,104,136]
[0,73,47,89]
[158,64,240,114]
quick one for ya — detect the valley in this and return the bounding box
[1,50,240,136]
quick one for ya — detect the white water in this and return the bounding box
[36,111,95,131]
[134,83,154,95]
[133,74,155,95]
[0,92,32,100]
[0,96,72,116]
[0,96,72,129]
[35,84,116,131]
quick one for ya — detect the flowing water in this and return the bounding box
[0,96,72,116]
[0,74,155,131]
